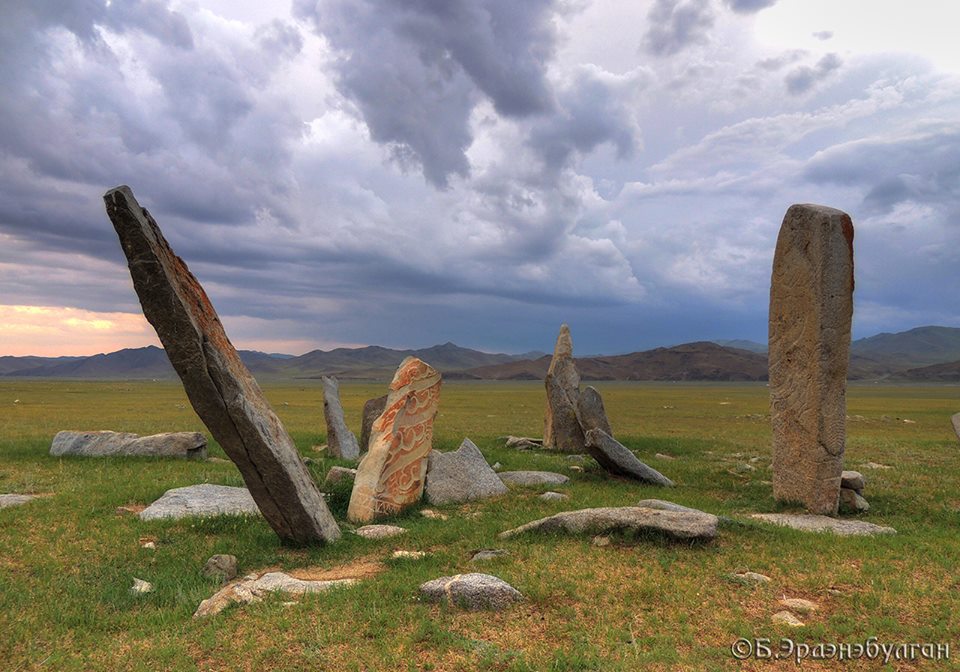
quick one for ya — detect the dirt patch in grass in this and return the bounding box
[260,556,386,582]
[115,503,146,515]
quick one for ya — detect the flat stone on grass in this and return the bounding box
[419,573,523,611]
[750,513,895,536]
[499,506,718,542]
[498,471,569,487]
[0,494,36,509]
[139,484,261,520]
[771,611,805,627]
[354,525,407,540]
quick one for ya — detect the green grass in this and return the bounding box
[1,380,959,670]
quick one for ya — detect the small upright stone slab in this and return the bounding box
[544,325,585,453]
[584,429,674,486]
[952,413,960,442]
[50,430,207,459]
[347,357,442,523]
[104,186,339,545]
[769,204,854,515]
[424,438,508,505]
[577,386,612,436]
[360,395,388,453]
[321,376,360,460]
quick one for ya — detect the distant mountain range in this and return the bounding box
[2,326,959,382]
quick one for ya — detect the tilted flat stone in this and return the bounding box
[840,470,865,493]
[498,471,570,487]
[104,186,339,545]
[750,513,895,536]
[50,430,207,459]
[0,494,36,509]
[584,429,673,486]
[348,357,441,523]
[502,436,542,450]
[359,395,388,453]
[577,386,612,436]
[419,573,523,611]
[321,376,360,460]
[139,484,261,520]
[636,499,704,514]
[499,506,718,542]
[543,325,585,453]
[424,438,508,505]
[769,204,854,515]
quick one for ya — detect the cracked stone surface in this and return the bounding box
[419,573,523,611]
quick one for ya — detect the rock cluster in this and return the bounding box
[839,470,869,512]
[51,430,207,459]
[769,204,854,515]
[542,324,672,485]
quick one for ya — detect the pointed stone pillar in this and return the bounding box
[769,203,854,515]
[543,324,585,453]
[104,186,340,545]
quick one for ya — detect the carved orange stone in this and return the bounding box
[348,357,442,523]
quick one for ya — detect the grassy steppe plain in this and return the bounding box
[0,380,958,671]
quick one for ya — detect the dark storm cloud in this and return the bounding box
[721,0,779,14]
[641,0,715,57]
[294,0,560,187]
[803,126,960,216]
[785,52,843,94]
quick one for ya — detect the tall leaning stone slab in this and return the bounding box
[321,376,360,460]
[104,186,340,545]
[543,324,586,453]
[769,204,854,515]
[348,357,441,523]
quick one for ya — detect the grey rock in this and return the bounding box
[202,554,238,583]
[576,386,613,436]
[498,471,569,487]
[131,578,154,594]
[750,513,895,536]
[636,499,704,514]
[51,430,207,459]
[419,573,523,611]
[499,506,718,542]
[471,549,510,562]
[539,491,569,502]
[321,376,360,460]
[424,438,508,505]
[194,572,357,617]
[952,413,960,441]
[771,610,804,627]
[359,395,387,453]
[779,597,818,614]
[728,571,771,585]
[543,325,585,453]
[769,204,854,515]
[591,535,611,547]
[323,466,357,488]
[0,494,36,509]
[841,470,865,493]
[139,484,261,520]
[354,524,406,540]
[502,436,543,450]
[839,487,869,512]
[584,429,674,486]
[104,186,339,545]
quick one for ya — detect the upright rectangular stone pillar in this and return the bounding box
[104,186,340,545]
[769,203,854,515]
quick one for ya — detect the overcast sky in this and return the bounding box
[1,0,958,357]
